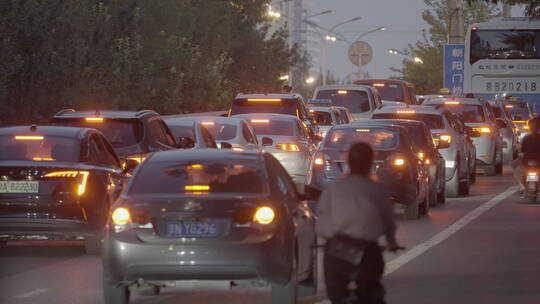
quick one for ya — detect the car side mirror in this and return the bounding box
[299,184,322,201]
[122,159,139,174]
[495,119,508,129]
[262,137,274,146]
[435,140,450,149]
[176,137,195,149]
[220,142,233,149]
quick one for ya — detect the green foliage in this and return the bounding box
[469,0,540,18]
[391,0,500,94]
[0,0,305,125]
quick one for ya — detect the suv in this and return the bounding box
[354,79,419,105]
[229,93,318,137]
[51,109,178,164]
[312,85,383,120]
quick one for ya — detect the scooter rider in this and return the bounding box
[514,116,540,192]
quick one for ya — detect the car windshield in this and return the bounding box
[311,111,333,126]
[325,128,398,150]
[439,104,485,123]
[315,90,370,113]
[166,125,195,140]
[372,113,445,129]
[470,29,540,64]
[129,160,266,195]
[53,118,143,148]
[357,82,404,102]
[506,103,533,120]
[199,122,237,141]
[401,126,431,148]
[248,120,295,136]
[230,99,298,116]
[0,135,79,162]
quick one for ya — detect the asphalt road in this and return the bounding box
[1,168,536,304]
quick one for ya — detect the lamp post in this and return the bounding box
[388,49,424,64]
[351,26,386,81]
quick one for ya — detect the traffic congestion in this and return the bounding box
[1,1,540,304]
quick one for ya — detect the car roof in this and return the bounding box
[164,116,245,125]
[355,79,414,87]
[373,105,444,115]
[147,149,264,163]
[53,109,157,119]
[332,121,405,133]
[232,113,300,122]
[234,93,302,100]
[361,118,429,129]
[424,97,486,106]
[309,106,338,113]
[315,84,372,91]
[0,125,88,139]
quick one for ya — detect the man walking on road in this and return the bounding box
[316,142,401,304]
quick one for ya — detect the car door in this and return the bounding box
[241,122,260,151]
[265,153,315,280]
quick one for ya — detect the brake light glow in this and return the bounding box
[473,127,491,134]
[528,172,537,176]
[513,120,527,123]
[185,185,210,191]
[253,206,275,225]
[112,207,131,226]
[373,83,385,87]
[44,171,90,196]
[14,135,44,140]
[425,159,431,165]
[418,152,425,159]
[251,119,270,123]
[247,98,282,102]
[355,129,371,132]
[505,105,514,108]
[190,164,203,169]
[276,143,300,152]
[32,157,54,161]
[439,135,452,143]
[524,125,530,130]
[314,157,324,165]
[201,121,215,126]
[85,117,103,122]
[444,101,460,105]
[394,158,405,166]
[232,147,245,151]
[397,109,415,114]
[337,90,348,94]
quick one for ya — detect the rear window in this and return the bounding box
[506,103,532,120]
[325,128,398,150]
[315,90,370,113]
[372,113,444,129]
[52,118,143,148]
[439,104,485,123]
[358,82,404,102]
[230,99,298,116]
[248,120,295,136]
[129,160,267,195]
[311,111,333,126]
[201,123,237,141]
[0,135,79,162]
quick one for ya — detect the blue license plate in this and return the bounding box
[166,221,219,237]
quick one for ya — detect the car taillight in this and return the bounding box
[473,127,491,134]
[435,134,452,144]
[418,152,425,160]
[44,171,89,196]
[394,158,405,166]
[112,207,131,226]
[276,143,300,152]
[253,206,275,225]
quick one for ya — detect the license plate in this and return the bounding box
[526,175,538,182]
[166,221,219,237]
[0,181,39,193]
[472,77,538,93]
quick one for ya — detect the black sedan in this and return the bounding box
[310,122,429,219]
[364,119,446,205]
[102,149,318,304]
[0,125,125,254]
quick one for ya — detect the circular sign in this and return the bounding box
[348,41,373,66]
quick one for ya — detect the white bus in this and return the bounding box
[464,17,540,110]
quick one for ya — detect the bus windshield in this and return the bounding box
[470,29,540,64]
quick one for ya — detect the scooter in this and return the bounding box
[523,159,539,203]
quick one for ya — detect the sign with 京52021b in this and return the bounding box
[471,77,538,94]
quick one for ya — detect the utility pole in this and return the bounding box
[291,0,304,89]
[448,0,464,44]
[503,1,512,18]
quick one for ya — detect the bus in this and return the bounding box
[464,17,540,111]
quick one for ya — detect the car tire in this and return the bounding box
[446,166,460,198]
[470,162,477,184]
[404,186,420,220]
[420,196,429,216]
[298,242,317,298]
[496,161,503,175]
[437,187,446,204]
[526,192,537,204]
[272,247,298,304]
[458,179,470,196]
[103,277,129,304]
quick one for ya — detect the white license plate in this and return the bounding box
[0,181,39,193]
[472,77,538,93]
[166,222,218,237]
[526,175,539,182]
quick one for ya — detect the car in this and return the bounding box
[417,94,444,104]
[102,149,318,304]
[228,93,318,137]
[363,119,446,206]
[0,125,125,254]
[354,79,420,105]
[308,105,349,138]
[503,98,535,141]
[311,84,383,120]
[309,122,429,219]
[371,105,477,197]
[334,106,355,123]
[51,109,179,165]
[233,114,318,193]
[489,100,519,164]
[424,98,506,176]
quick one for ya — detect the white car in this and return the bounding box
[308,106,349,138]
[312,84,383,120]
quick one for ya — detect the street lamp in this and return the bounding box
[388,49,424,64]
[414,56,424,64]
[305,76,316,84]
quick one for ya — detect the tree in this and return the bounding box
[469,0,540,18]
[391,0,500,94]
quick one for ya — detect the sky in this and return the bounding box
[307,0,526,81]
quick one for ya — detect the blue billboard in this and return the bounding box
[443,44,465,96]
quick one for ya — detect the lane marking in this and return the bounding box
[385,185,517,275]
[307,186,517,304]
[14,288,49,298]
